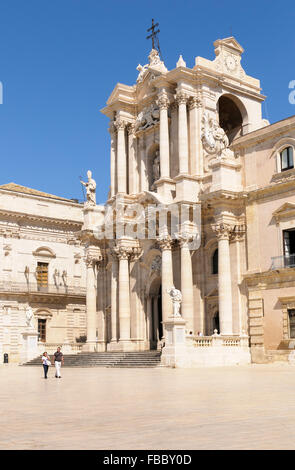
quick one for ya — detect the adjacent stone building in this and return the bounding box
[0,183,86,362]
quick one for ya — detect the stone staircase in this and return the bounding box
[22,350,162,368]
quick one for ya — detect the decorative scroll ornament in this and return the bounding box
[201,112,233,159]
[136,103,160,131]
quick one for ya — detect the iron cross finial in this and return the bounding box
[146,18,160,51]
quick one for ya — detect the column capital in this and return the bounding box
[230,224,246,242]
[156,234,174,251]
[114,118,128,130]
[177,232,194,248]
[175,90,189,105]
[85,245,103,268]
[212,223,233,240]
[157,91,170,110]
[113,245,133,260]
[188,95,203,110]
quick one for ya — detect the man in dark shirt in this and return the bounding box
[54,346,64,378]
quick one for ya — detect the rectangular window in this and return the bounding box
[289,310,295,338]
[38,319,46,342]
[281,147,294,171]
[36,262,48,290]
[283,229,295,267]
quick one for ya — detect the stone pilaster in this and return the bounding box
[84,245,102,351]
[109,249,118,343]
[212,223,233,336]
[108,121,116,197]
[157,90,170,179]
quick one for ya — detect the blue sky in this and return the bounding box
[0,0,294,203]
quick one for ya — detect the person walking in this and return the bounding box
[41,352,51,379]
[54,346,64,378]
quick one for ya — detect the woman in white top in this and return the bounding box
[41,352,51,379]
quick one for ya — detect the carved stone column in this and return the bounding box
[178,233,194,332]
[157,235,174,325]
[113,243,132,347]
[109,249,118,343]
[128,123,137,194]
[212,223,233,335]
[108,121,116,197]
[85,245,102,351]
[158,90,170,179]
[139,135,148,192]
[129,247,143,342]
[115,118,127,194]
[189,96,203,176]
[176,90,189,175]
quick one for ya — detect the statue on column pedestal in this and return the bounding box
[25,306,34,329]
[167,287,182,317]
[81,170,96,206]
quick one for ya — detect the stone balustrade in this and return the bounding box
[0,281,86,296]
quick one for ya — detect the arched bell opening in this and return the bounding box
[217,95,246,144]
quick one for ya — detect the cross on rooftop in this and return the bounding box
[146,19,160,51]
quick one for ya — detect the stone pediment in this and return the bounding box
[273,202,295,221]
[214,36,244,56]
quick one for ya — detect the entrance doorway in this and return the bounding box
[213,311,220,334]
[148,278,162,350]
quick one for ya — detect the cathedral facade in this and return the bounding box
[82,36,295,365]
[1,36,295,365]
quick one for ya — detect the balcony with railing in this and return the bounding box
[0,280,86,296]
[271,254,295,270]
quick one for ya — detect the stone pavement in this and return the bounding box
[1,363,295,450]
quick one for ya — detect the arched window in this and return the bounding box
[280,147,294,171]
[212,249,218,274]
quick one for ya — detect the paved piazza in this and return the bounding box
[1,364,295,450]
